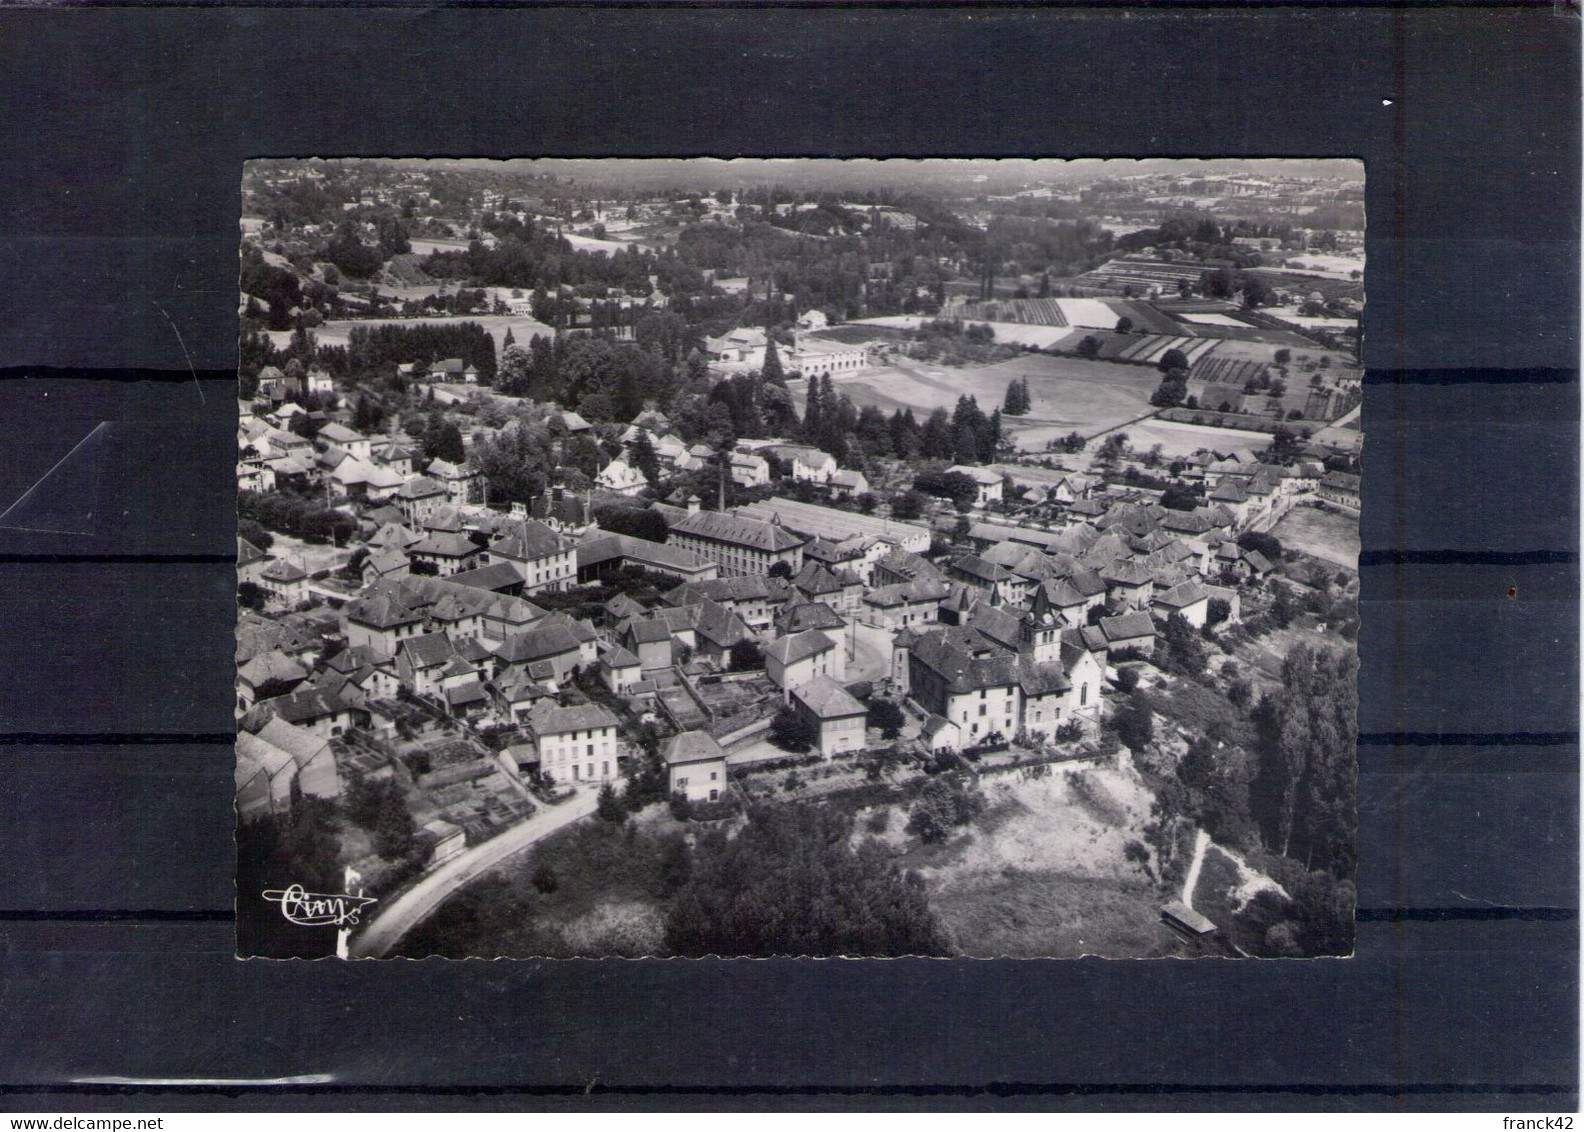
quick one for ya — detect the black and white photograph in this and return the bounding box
[234,157,1363,960]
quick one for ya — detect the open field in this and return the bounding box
[876,764,1185,957]
[1110,417,1267,461]
[1271,503,1361,569]
[819,354,1160,450]
[268,313,558,354]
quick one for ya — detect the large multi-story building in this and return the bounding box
[658,505,806,579]
[485,517,577,594]
[527,702,620,784]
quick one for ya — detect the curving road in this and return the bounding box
[349,785,598,959]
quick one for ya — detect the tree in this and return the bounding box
[1251,644,1358,876]
[1160,612,1208,677]
[768,705,817,753]
[1002,377,1031,417]
[906,775,984,843]
[1270,582,1298,629]
[531,862,559,893]
[1150,372,1188,408]
[596,505,668,544]
[596,782,628,824]
[238,518,274,552]
[767,561,794,581]
[1076,335,1100,359]
[1115,696,1154,752]
[664,805,947,957]
[1237,531,1283,562]
[1158,347,1190,373]
[628,431,661,485]
[890,490,927,521]
[1115,315,1134,334]
[760,337,786,386]
[1207,597,1233,627]
[728,639,765,672]
[237,582,266,611]
[867,699,905,740]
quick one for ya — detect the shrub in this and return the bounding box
[531,862,559,894]
[867,699,905,740]
[769,706,817,753]
[906,775,984,843]
[866,809,891,835]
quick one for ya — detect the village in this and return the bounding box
[237,159,1362,960]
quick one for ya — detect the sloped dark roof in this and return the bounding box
[667,509,806,553]
[1100,612,1156,642]
[791,675,866,719]
[400,631,456,670]
[662,730,726,766]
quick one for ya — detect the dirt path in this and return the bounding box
[349,785,599,959]
[1180,827,1211,908]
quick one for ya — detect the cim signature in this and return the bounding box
[262,885,378,928]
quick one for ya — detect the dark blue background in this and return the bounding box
[0,5,1574,1110]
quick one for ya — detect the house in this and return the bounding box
[425,458,482,505]
[267,686,356,741]
[599,645,643,694]
[659,505,806,579]
[237,649,308,709]
[486,518,577,594]
[907,622,1101,747]
[790,676,867,758]
[234,735,297,821]
[237,536,271,584]
[765,444,837,483]
[663,575,789,632]
[396,475,449,526]
[663,730,728,803]
[595,457,647,496]
[341,588,427,655]
[828,469,869,499]
[1098,611,1157,656]
[728,451,770,488]
[622,617,676,673]
[792,561,864,616]
[764,628,843,699]
[416,819,467,867]
[254,716,341,800]
[408,531,482,578]
[1152,579,1212,628]
[1317,471,1361,508]
[947,555,1023,605]
[947,465,1004,507]
[861,577,949,631]
[1100,559,1156,611]
[690,600,754,665]
[257,558,309,606]
[527,702,620,784]
[495,619,587,683]
[774,598,847,638]
[920,714,962,755]
[396,632,457,698]
[317,422,370,460]
[362,548,412,585]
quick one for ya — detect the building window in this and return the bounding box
[1081,683,1089,706]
